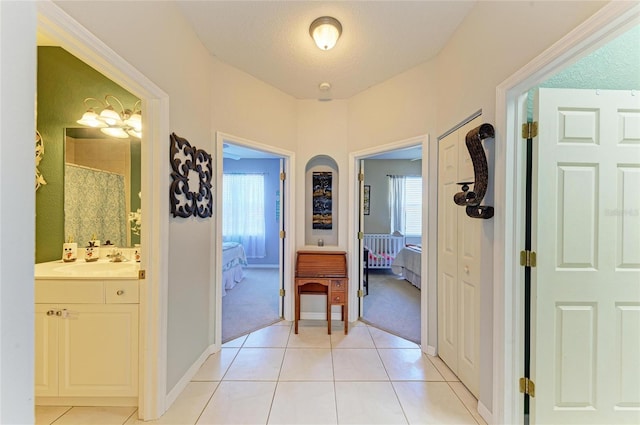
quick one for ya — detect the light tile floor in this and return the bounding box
[36,321,487,425]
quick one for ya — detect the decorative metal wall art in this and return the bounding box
[169,132,213,218]
[312,171,332,229]
[453,123,495,219]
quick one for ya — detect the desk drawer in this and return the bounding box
[331,279,346,290]
[330,291,346,304]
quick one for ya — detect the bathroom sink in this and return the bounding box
[40,261,140,278]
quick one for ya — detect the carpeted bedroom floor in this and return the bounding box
[222,267,421,345]
[362,269,421,344]
[222,267,280,343]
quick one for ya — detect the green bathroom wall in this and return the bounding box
[36,47,140,263]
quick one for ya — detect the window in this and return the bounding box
[389,175,422,236]
[222,173,266,258]
[404,177,422,236]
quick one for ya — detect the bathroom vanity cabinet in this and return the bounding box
[35,279,139,404]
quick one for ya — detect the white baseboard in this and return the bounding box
[478,400,493,425]
[425,345,437,356]
[164,343,217,408]
[300,312,344,320]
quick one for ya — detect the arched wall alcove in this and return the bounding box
[305,155,339,247]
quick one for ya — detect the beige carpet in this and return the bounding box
[222,267,281,342]
[362,269,421,344]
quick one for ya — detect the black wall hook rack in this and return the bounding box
[453,123,495,219]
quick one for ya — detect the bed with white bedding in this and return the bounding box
[391,244,422,289]
[222,242,248,296]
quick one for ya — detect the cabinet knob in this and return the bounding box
[117,290,125,296]
[464,266,470,274]
[55,310,63,316]
[46,310,56,316]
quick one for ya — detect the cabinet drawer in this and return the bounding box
[331,279,347,290]
[35,280,104,304]
[105,280,139,303]
[330,291,346,304]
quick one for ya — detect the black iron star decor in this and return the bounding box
[169,132,213,218]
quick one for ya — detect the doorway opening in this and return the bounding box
[36,2,171,419]
[494,4,640,423]
[215,133,294,345]
[349,134,431,352]
[359,147,423,344]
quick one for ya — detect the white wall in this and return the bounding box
[0,2,36,423]
[211,58,296,151]
[347,0,607,414]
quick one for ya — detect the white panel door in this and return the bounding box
[456,118,482,398]
[34,304,58,396]
[438,128,459,372]
[437,116,482,397]
[58,304,139,397]
[533,88,640,424]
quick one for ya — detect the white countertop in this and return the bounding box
[35,259,140,279]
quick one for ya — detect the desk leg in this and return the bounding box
[327,297,332,335]
[344,303,348,335]
[295,286,299,334]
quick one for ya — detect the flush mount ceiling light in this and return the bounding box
[77,95,142,139]
[309,16,342,50]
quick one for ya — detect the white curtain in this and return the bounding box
[388,175,406,234]
[222,173,266,258]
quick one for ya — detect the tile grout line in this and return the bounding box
[264,323,294,425]
[446,381,483,425]
[369,325,412,425]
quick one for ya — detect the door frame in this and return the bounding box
[493,2,640,423]
[213,132,295,347]
[348,133,433,354]
[37,2,170,419]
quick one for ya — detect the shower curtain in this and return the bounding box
[65,164,127,248]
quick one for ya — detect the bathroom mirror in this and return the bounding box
[64,128,141,248]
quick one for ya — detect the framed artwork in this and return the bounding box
[169,132,213,218]
[312,171,332,229]
[363,185,371,215]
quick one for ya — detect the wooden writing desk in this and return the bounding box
[294,250,348,334]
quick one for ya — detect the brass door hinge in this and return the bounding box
[358,289,364,298]
[522,122,538,139]
[279,230,286,239]
[280,172,286,181]
[519,377,535,397]
[358,232,364,240]
[358,173,364,182]
[279,288,285,297]
[520,250,537,267]
[138,270,146,280]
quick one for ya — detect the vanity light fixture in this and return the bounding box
[76,95,142,139]
[309,16,342,50]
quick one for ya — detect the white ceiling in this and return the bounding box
[177,1,476,100]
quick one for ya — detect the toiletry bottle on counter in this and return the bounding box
[62,237,77,262]
[84,240,99,262]
[90,234,100,259]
